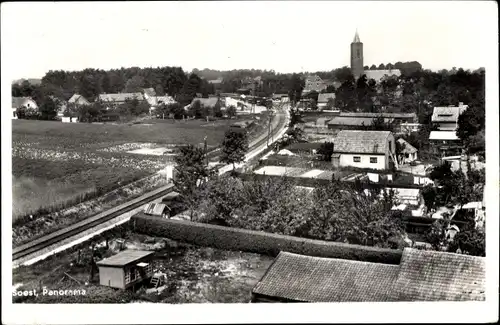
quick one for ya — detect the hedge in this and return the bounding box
[131,214,403,265]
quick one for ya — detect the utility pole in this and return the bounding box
[204,136,208,166]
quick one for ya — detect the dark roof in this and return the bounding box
[252,252,399,302]
[328,116,393,126]
[391,249,485,301]
[96,250,154,267]
[285,142,323,151]
[340,112,416,119]
[333,130,392,154]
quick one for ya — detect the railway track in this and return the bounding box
[13,105,289,264]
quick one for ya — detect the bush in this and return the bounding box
[131,214,403,264]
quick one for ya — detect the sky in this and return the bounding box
[1,1,497,79]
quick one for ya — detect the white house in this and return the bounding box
[12,97,38,119]
[431,102,468,131]
[68,94,91,106]
[397,138,418,164]
[331,130,397,170]
[317,93,336,109]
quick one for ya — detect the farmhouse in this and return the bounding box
[431,103,468,131]
[96,250,155,290]
[327,116,395,132]
[331,130,397,170]
[429,131,462,157]
[340,112,417,124]
[317,93,336,109]
[284,142,323,155]
[142,87,156,99]
[68,94,91,106]
[303,75,327,94]
[12,96,38,118]
[186,97,222,110]
[251,249,485,302]
[397,138,418,164]
[98,92,145,108]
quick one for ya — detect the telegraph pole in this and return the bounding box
[204,136,208,166]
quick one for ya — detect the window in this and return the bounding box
[130,268,137,282]
[356,49,360,57]
[370,157,378,163]
[353,156,361,162]
[389,141,392,152]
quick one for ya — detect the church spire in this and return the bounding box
[353,29,361,43]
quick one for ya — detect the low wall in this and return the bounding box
[131,214,403,265]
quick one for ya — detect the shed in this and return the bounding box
[143,203,170,218]
[96,250,155,290]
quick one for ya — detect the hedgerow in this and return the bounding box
[131,214,402,264]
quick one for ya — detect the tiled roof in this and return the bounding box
[391,249,485,301]
[432,105,468,123]
[252,252,399,302]
[364,69,401,83]
[96,250,154,267]
[98,93,144,102]
[333,130,392,154]
[317,93,336,103]
[68,94,90,105]
[397,138,418,154]
[252,248,486,302]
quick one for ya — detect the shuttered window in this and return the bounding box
[353,156,361,162]
[370,157,378,163]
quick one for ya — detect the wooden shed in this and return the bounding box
[96,250,155,290]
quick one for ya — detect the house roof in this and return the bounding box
[98,93,144,102]
[191,97,219,108]
[142,88,156,97]
[397,138,418,154]
[96,250,154,267]
[253,248,486,303]
[285,142,323,151]
[208,78,224,84]
[340,112,416,120]
[68,94,90,105]
[391,249,485,301]
[333,130,392,154]
[12,97,36,108]
[328,116,393,127]
[147,95,176,106]
[252,251,399,302]
[363,69,401,83]
[317,93,336,103]
[432,105,468,123]
[429,131,459,141]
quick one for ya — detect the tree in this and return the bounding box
[38,96,58,120]
[226,105,237,118]
[326,98,336,110]
[335,75,357,111]
[449,226,485,256]
[317,142,334,161]
[288,73,305,105]
[173,145,213,220]
[188,100,203,118]
[369,64,377,70]
[220,128,249,172]
[124,75,145,93]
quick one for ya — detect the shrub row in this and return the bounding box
[131,214,403,265]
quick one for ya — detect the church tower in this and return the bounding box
[350,29,364,79]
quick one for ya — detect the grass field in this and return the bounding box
[12,118,260,221]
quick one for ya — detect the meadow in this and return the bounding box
[11,118,246,221]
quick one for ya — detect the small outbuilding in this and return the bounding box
[96,250,155,290]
